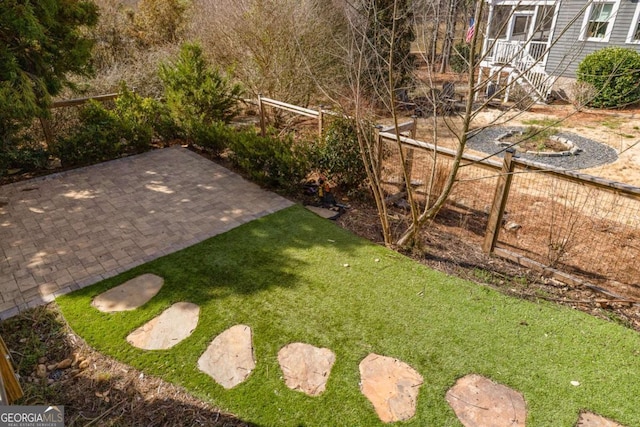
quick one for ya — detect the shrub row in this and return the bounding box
[2,42,367,198]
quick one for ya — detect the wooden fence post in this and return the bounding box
[402,115,417,192]
[39,117,54,149]
[257,94,266,137]
[0,335,23,404]
[374,125,383,181]
[483,148,516,254]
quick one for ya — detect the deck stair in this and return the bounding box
[490,40,556,103]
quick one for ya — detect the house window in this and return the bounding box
[627,3,640,43]
[581,0,620,42]
[632,21,640,42]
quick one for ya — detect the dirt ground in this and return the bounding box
[0,305,253,426]
[467,103,640,185]
[403,71,640,185]
[381,97,640,294]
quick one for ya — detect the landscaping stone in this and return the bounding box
[56,359,72,370]
[36,364,47,378]
[198,324,255,389]
[305,205,340,220]
[126,302,199,350]
[505,221,522,231]
[278,342,335,396]
[359,353,423,423]
[577,412,627,427]
[467,126,618,170]
[92,274,164,313]
[445,374,526,427]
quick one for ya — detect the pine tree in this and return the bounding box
[0,0,98,139]
[359,0,416,105]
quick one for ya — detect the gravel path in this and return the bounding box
[467,126,618,170]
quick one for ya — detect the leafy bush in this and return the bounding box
[577,47,640,108]
[113,85,155,152]
[450,42,470,74]
[227,128,310,191]
[114,83,179,147]
[159,43,242,148]
[189,120,231,156]
[0,137,49,176]
[52,84,173,168]
[51,101,123,167]
[315,117,366,192]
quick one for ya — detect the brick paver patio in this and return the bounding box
[0,147,293,319]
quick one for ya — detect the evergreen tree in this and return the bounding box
[0,0,98,139]
[360,0,416,105]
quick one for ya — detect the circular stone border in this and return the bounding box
[468,126,618,170]
[495,130,582,157]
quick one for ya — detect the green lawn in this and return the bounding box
[57,205,640,426]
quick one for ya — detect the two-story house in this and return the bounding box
[479,0,640,103]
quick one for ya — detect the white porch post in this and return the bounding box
[483,1,495,59]
[528,6,540,58]
[546,1,561,66]
[475,67,485,101]
[504,72,513,103]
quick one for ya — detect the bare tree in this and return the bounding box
[329,0,619,248]
[188,0,348,107]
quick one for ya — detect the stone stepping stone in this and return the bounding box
[359,353,423,423]
[305,205,340,220]
[127,302,199,350]
[198,324,255,389]
[445,374,526,427]
[92,273,164,313]
[278,342,335,397]
[577,412,627,427]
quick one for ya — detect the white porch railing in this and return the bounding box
[486,39,548,65]
[484,39,555,101]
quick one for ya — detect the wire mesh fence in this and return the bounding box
[258,96,640,297]
[379,131,640,295]
[380,137,499,243]
[499,167,640,295]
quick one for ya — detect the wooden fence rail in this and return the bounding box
[50,93,119,109]
[258,96,640,295]
[257,96,348,138]
[41,92,120,147]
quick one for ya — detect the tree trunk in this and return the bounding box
[439,0,459,73]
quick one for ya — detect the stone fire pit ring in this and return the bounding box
[467,126,618,170]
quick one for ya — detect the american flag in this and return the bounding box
[465,18,475,43]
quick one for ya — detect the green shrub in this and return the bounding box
[51,85,176,167]
[189,120,231,156]
[51,101,123,167]
[450,42,470,74]
[576,47,640,108]
[113,83,181,147]
[0,137,49,176]
[227,128,310,191]
[113,85,155,153]
[315,117,367,192]
[159,43,242,147]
